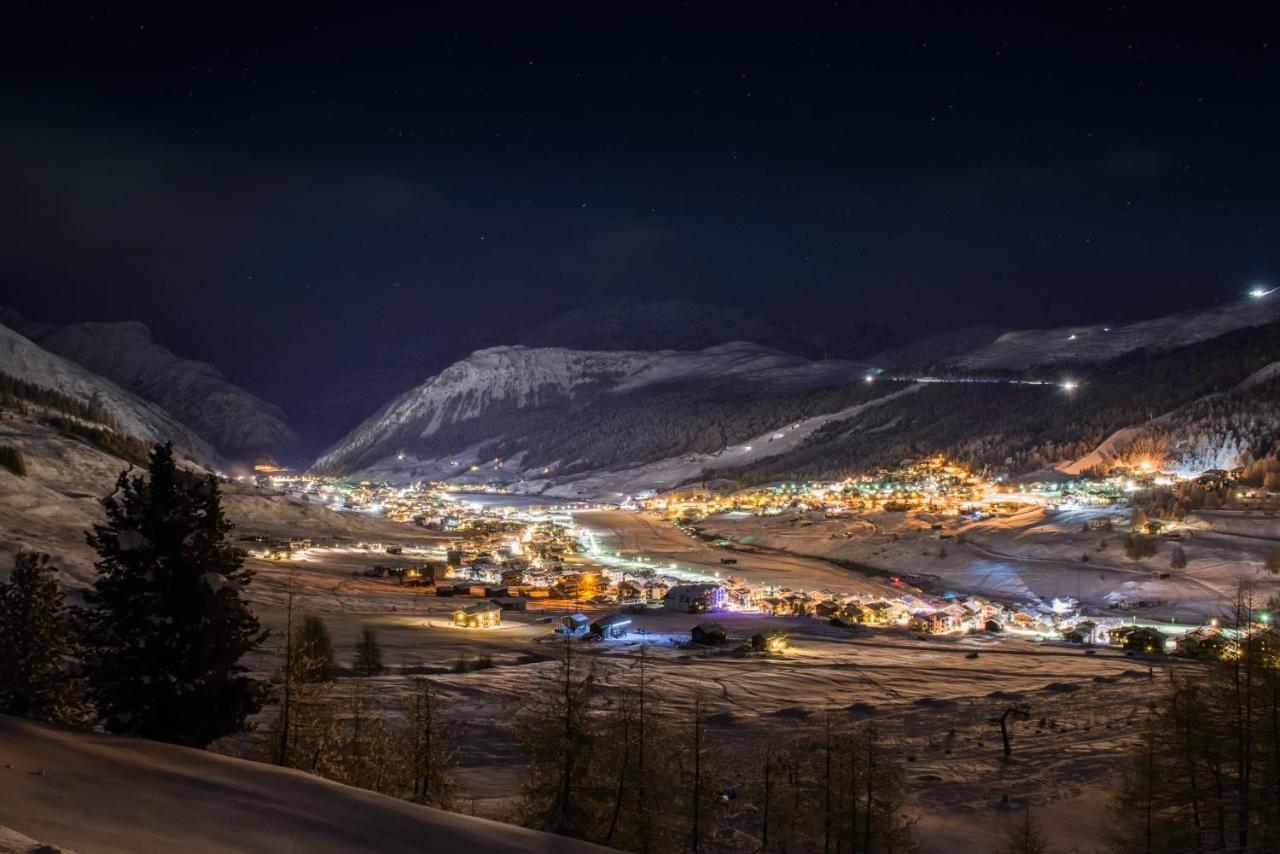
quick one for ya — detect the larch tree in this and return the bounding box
[401,677,457,808]
[78,443,267,748]
[352,625,385,676]
[1000,805,1052,854]
[513,636,602,838]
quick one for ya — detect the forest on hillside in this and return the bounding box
[718,319,1280,486]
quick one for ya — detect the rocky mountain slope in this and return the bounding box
[0,321,216,463]
[2,311,295,459]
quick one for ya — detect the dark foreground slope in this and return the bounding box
[0,716,608,854]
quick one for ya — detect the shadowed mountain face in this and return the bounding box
[0,319,217,463]
[2,309,296,461]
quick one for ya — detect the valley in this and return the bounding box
[2,296,1279,853]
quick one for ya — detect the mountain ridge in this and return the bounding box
[1,309,296,460]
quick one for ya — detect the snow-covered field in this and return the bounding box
[693,505,1280,621]
[0,715,606,853]
[234,564,1195,853]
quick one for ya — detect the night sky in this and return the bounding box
[4,6,1279,421]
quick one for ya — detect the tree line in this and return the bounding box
[1108,586,1280,852]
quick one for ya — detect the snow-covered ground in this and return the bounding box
[0,415,446,585]
[0,321,216,463]
[695,504,1280,621]
[947,292,1280,370]
[533,385,923,501]
[0,715,606,853]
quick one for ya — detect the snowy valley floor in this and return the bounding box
[237,550,1202,853]
[0,715,606,854]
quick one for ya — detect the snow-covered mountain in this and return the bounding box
[315,294,1280,492]
[311,342,872,478]
[942,294,1280,371]
[3,312,296,459]
[0,321,217,462]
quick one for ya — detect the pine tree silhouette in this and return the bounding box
[79,443,267,747]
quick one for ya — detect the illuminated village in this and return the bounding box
[239,455,1278,660]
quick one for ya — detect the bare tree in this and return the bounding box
[402,677,457,808]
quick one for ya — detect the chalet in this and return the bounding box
[663,583,726,614]
[1063,620,1105,645]
[644,582,670,602]
[924,604,967,633]
[452,602,501,629]
[859,602,891,626]
[752,629,789,652]
[559,614,591,637]
[1174,627,1231,659]
[691,623,728,645]
[1123,626,1168,654]
[501,568,528,586]
[590,613,632,640]
[618,581,645,602]
[1005,611,1041,631]
[814,600,844,619]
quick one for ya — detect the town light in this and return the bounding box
[1060,380,1078,392]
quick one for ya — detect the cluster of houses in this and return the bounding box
[640,456,1137,526]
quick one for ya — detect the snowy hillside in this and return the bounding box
[0,321,216,462]
[946,293,1280,370]
[4,313,295,459]
[0,414,448,584]
[0,715,606,853]
[312,342,870,477]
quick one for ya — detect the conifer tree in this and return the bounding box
[0,552,86,723]
[78,443,267,747]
